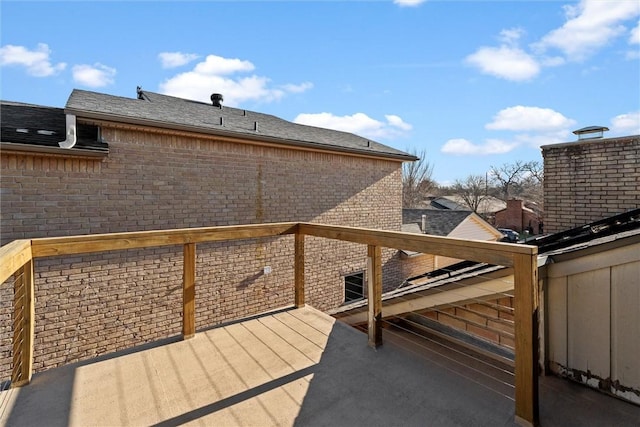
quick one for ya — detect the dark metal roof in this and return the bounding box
[528,208,640,253]
[402,209,473,236]
[64,89,416,161]
[0,101,107,152]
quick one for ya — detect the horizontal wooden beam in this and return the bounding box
[298,223,536,267]
[31,223,298,258]
[0,240,32,284]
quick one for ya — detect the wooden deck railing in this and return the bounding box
[0,222,539,426]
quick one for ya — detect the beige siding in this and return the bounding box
[546,276,567,367]
[611,261,640,390]
[437,215,500,269]
[545,240,640,404]
[449,216,500,242]
[567,268,610,379]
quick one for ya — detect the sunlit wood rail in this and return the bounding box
[0,222,538,426]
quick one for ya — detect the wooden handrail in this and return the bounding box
[0,222,538,425]
[30,222,299,257]
[0,240,32,284]
[297,223,536,267]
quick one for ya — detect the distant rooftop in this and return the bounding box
[402,209,473,236]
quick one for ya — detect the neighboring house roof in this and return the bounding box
[0,101,108,154]
[429,197,466,210]
[402,208,502,241]
[403,209,474,236]
[435,195,507,215]
[63,89,416,161]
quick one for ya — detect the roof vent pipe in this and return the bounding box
[58,114,77,149]
[421,214,427,234]
[211,93,223,108]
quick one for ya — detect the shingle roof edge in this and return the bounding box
[65,90,418,162]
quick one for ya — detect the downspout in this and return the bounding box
[58,114,77,149]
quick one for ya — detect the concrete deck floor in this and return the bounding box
[1,306,638,426]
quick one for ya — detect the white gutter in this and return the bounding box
[58,114,77,148]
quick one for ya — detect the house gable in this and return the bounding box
[449,213,503,241]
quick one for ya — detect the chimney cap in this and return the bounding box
[572,126,609,140]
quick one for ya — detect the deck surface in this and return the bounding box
[1,306,638,426]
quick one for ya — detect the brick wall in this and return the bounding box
[423,296,515,349]
[495,199,540,234]
[542,135,640,233]
[0,123,404,376]
[396,253,435,281]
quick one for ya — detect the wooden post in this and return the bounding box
[182,243,196,339]
[514,252,539,427]
[12,259,34,387]
[294,233,305,308]
[366,245,382,348]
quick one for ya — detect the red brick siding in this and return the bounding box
[542,136,640,233]
[0,124,404,376]
[495,199,540,234]
[425,297,514,349]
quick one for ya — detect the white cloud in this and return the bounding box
[465,45,540,81]
[393,0,426,7]
[534,0,640,61]
[281,82,314,93]
[0,43,66,77]
[513,130,574,148]
[193,54,254,75]
[611,111,640,135]
[440,138,517,155]
[486,106,576,132]
[158,52,199,68]
[72,63,116,87]
[385,115,412,131]
[159,54,311,106]
[294,112,412,140]
[499,27,525,46]
[630,21,640,44]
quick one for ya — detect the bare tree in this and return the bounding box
[490,160,528,201]
[403,149,435,208]
[521,161,544,208]
[452,174,488,213]
[524,160,543,184]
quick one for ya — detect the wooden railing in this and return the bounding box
[0,222,539,426]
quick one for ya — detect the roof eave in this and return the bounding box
[66,108,418,162]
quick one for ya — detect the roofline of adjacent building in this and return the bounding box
[540,134,639,150]
[65,108,419,163]
[0,141,108,158]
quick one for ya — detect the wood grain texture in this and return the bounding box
[182,243,196,339]
[367,245,382,348]
[514,253,539,426]
[294,233,305,308]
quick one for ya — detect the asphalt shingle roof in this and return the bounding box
[64,89,415,160]
[402,209,473,236]
[0,101,107,152]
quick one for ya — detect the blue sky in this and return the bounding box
[1,0,639,184]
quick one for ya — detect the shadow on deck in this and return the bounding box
[1,307,638,426]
